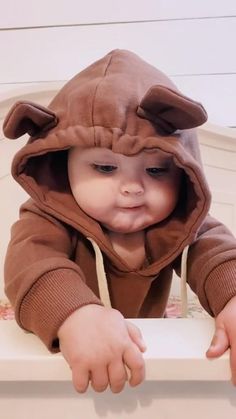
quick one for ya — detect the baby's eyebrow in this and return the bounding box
[86,151,116,161]
[92,160,117,165]
[143,148,169,156]
[145,153,172,162]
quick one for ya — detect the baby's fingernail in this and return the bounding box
[209,335,218,349]
[140,340,147,351]
[206,343,217,356]
[209,344,216,350]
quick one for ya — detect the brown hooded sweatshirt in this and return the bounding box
[3,50,236,351]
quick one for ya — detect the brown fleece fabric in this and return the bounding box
[3,49,236,351]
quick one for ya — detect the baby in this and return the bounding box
[3,49,236,393]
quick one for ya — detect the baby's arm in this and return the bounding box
[172,215,236,383]
[5,200,146,393]
[58,304,146,393]
[206,295,236,384]
[4,200,103,349]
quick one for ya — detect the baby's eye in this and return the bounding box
[92,164,117,173]
[146,167,169,177]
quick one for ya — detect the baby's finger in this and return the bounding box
[126,321,147,352]
[72,365,90,393]
[108,360,128,393]
[123,345,145,387]
[90,366,109,392]
[206,327,229,358]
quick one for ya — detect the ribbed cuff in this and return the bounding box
[205,260,236,316]
[19,268,103,351]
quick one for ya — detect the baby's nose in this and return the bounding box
[121,181,144,195]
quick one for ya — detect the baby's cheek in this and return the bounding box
[148,188,177,217]
[70,185,92,209]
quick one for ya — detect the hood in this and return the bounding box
[3,49,211,273]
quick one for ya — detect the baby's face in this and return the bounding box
[68,147,182,234]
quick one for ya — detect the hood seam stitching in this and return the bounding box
[91,53,114,146]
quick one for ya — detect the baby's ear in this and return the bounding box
[3,101,58,139]
[137,85,207,134]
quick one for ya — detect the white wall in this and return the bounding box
[0,0,236,126]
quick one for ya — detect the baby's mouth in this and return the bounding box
[120,204,144,210]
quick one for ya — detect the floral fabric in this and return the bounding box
[0,296,209,320]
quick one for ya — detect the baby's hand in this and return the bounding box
[58,304,146,393]
[206,295,236,384]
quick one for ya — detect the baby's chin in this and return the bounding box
[102,220,152,234]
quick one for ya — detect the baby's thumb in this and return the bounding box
[206,327,229,358]
[126,321,147,352]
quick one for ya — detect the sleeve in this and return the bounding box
[175,214,236,317]
[4,199,102,351]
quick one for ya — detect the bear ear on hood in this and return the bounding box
[3,101,58,139]
[137,85,208,135]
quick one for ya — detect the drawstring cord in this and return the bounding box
[180,245,189,317]
[88,236,189,317]
[87,237,112,308]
